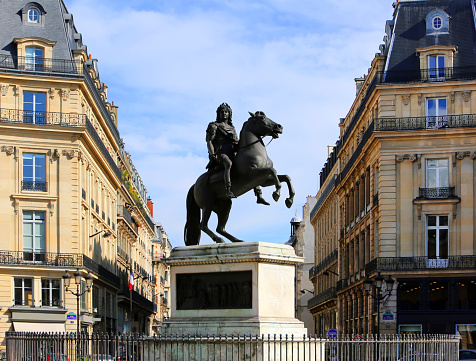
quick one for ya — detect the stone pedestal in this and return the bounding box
[162,242,307,336]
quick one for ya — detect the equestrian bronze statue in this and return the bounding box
[184,107,295,245]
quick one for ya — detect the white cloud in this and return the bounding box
[68,0,395,247]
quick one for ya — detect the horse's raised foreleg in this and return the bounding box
[201,208,225,243]
[277,174,295,208]
[216,200,243,243]
[248,167,281,202]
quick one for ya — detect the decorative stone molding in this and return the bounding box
[62,149,75,159]
[396,154,417,162]
[1,146,14,156]
[61,89,70,101]
[49,88,56,100]
[402,94,410,105]
[462,90,471,102]
[13,85,20,96]
[1,84,9,96]
[418,94,423,105]
[456,151,471,160]
[471,151,476,159]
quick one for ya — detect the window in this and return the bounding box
[458,280,476,310]
[429,280,449,310]
[41,279,61,307]
[399,281,421,310]
[23,211,46,262]
[25,47,43,71]
[23,153,46,191]
[23,92,46,124]
[28,9,39,23]
[429,55,445,80]
[426,98,447,128]
[14,278,33,306]
[426,215,449,268]
[432,16,443,30]
[426,158,449,194]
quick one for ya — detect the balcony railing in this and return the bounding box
[375,113,476,132]
[418,186,456,199]
[119,286,154,313]
[0,251,98,273]
[309,249,338,279]
[0,55,82,75]
[380,66,476,84]
[307,287,337,310]
[0,108,87,127]
[365,255,476,274]
[21,180,47,192]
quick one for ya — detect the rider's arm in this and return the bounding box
[206,123,217,158]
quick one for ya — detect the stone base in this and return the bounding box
[162,242,307,336]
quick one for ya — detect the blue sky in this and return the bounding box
[67,0,396,247]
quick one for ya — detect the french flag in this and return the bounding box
[129,267,134,291]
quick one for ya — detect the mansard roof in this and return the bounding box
[385,0,476,73]
[0,0,85,59]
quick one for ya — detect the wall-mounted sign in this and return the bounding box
[67,312,77,320]
[382,312,394,321]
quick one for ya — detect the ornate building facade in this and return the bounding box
[0,0,168,349]
[309,0,476,347]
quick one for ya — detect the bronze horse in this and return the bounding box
[184,111,295,245]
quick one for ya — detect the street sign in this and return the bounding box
[328,329,338,338]
[383,312,394,321]
[66,312,77,320]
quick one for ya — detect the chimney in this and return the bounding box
[147,197,154,217]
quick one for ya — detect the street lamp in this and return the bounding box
[89,230,111,238]
[63,269,93,357]
[300,289,314,295]
[363,272,394,335]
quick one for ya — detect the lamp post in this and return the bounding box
[63,269,93,357]
[363,272,394,335]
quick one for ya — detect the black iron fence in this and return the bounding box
[0,55,82,74]
[375,113,476,131]
[21,180,47,192]
[366,255,476,274]
[309,249,338,279]
[418,186,456,199]
[0,108,87,127]
[308,287,337,310]
[5,332,460,361]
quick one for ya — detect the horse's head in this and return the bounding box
[248,111,283,139]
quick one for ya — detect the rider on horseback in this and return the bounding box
[206,103,269,204]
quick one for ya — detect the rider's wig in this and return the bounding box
[216,103,233,124]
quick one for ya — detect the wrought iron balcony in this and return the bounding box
[365,255,476,274]
[307,287,337,310]
[0,250,98,273]
[21,180,47,192]
[0,55,82,74]
[0,108,87,127]
[380,65,476,84]
[309,249,338,279]
[418,186,456,199]
[336,279,348,291]
[375,113,476,132]
[118,286,154,313]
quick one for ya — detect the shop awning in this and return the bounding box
[14,322,65,333]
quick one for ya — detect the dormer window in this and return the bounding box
[27,8,39,23]
[426,10,449,35]
[432,16,443,30]
[22,3,46,27]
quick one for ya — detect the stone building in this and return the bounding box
[152,222,172,333]
[0,0,165,349]
[309,0,476,346]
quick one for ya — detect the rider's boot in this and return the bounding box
[225,183,237,199]
[254,187,270,206]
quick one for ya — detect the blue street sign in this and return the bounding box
[66,312,77,320]
[328,329,338,338]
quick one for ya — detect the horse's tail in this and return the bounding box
[184,185,201,246]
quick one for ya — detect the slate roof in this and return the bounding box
[0,0,85,59]
[385,0,476,72]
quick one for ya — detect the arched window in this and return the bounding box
[27,8,39,23]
